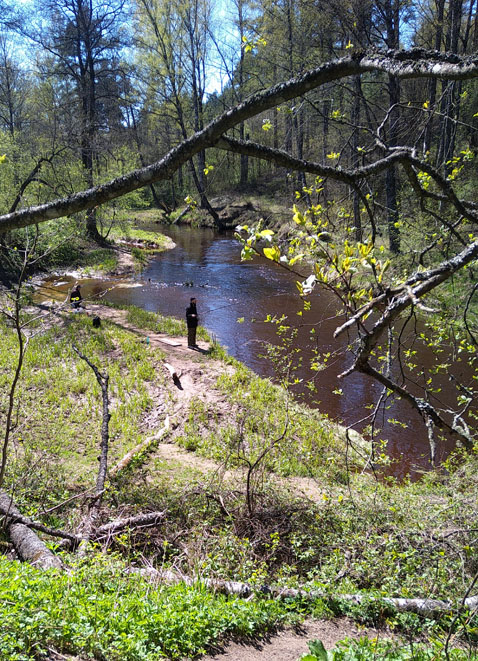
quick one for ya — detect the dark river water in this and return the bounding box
[41,225,460,479]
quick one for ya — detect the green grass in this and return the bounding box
[0,554,299,660]
[0,308,165,506]
[124,304,209,341]
[109,224,174,250]
[2,299,478,653]
[37,213,173,274]
[111,208,166,225]
[41,242,119,273]
[175,362,363,483]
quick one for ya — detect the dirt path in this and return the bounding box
[30,301,337,502]
[201,618,380,660]
[87,303,234,409]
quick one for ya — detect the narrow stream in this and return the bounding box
[40,225,461,479]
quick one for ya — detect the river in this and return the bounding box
[41,225,460,479]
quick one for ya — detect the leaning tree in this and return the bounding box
[1,48,478,458]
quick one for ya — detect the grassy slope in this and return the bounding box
[0,298,477,658]
[36,213,173,276]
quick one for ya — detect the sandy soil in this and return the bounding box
[201,618,380,660]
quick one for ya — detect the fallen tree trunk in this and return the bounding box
[2,491,476,617]
[172,205,192,224]
[132,567,478,616]
[0,491,63,569]
[109,417,171,476]
[0,496,80,546]
[93,510,166,541]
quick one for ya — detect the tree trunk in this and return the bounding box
[0,491,63,569]
[423,0,445,154]
[132,566,478,616]
[351,76,362,241]
[384,0,401,253]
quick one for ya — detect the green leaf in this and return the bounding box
[263,245,280,261]
[241,246,254,261]
[308,639,329,660]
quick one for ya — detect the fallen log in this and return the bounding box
[172,204,192,224]
[0,491,63,569]
[2,491,476,618]
[93,510,166,540]
[131,567,478,617]
[0,497,80,546]
[109,416,171,476]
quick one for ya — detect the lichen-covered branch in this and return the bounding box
[0,49,478,234]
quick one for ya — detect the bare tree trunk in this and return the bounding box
[351,76,362,241]
[133,566,478,616]
[2,51,478,235]
[383,0,401,253]
[128,105,168,212]
[110,417,171,476]
[0,237,37,488]
[437,0,464,173]
[0,492,63,569]
[93,510,166,541]
[424,0,445,154]
[72,345,110,552]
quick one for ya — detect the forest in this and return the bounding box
[1,0,478,658]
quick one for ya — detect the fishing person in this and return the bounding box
[186,297,199,348]
[70,284,83,310]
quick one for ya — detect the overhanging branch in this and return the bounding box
[1,49,478,234]
[334,239,478,448]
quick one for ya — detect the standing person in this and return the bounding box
[186,297,199,348]
[70,284,83,310]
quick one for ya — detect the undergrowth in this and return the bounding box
[34,218,172,275]
[0,554,300,660]
[175,364,362,483]
[1,299,478,656]
[0,308,165,508]
[299,636,478,660]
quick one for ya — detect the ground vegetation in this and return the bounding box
[1,0,478,656]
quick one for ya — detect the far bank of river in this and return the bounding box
[40,225,459,479]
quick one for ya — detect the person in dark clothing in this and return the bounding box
[186,297,199,348]
[70,284,83,310]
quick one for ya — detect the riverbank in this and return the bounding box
[60,226,174,278]
[32,218,464,479]
[1,294,478,658]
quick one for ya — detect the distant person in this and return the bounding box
[186,297,199,348]
[70,284,83,310]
